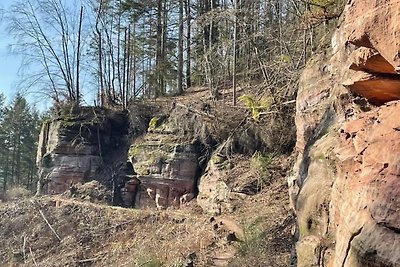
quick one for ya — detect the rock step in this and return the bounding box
[211,247,237,267]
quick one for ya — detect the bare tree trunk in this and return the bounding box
[125,24,131,104]
[117,10,123,103]
[131,23,136,99]
[76,6,84,104]
[122,27,127,107]
[177,0,184,95]
[95,5,104,106]
[156,0,163,98]
[161,0,168,95]
[232,0,237,106]
[185,0,192,88]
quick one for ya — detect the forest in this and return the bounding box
[4,0,344,105]
[0,1,398,266]
[0,0,344,192]
[0,93,41,192]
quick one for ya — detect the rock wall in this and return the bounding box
[291,1,400,266]
[36,104,207,210]
[123,108,204,209]
[36,107,130,195]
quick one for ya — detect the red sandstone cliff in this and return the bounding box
[291,1,400,266]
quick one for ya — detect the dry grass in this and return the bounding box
[3,187,32,202]
[0,196,226,267]
[0,169,294,267]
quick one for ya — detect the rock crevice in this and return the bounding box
[292,1,400,266]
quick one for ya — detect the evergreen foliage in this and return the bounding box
[0,93,41,192]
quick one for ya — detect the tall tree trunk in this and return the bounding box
[3,148,9,191]
[95,12,104,106]
[161,0,168,95]
[185,0,192,88]
[117,8,123,104]
[125,26,130,105]
[156,0,163,98]
[232,0,238,106]
[131,23,136,99]
[122,27,127,107]
[177,0,184,95]
[15,138,21,186]
[76,6,84,105]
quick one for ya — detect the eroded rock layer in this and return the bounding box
[342,0,400,105]
[291,0,400,266]
[37,108,129,195]
[37,105,205,210]
[123,106,208,209]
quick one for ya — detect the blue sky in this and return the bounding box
[0,0,22,103]
[0,0,53,111]
[0,0,81,111]
[0,0,98,111]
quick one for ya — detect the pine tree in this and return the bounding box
[0,94,41,191]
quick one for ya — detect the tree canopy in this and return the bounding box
[4,0,345,108]
[0,93,41,192]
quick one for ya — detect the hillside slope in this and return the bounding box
[2,86,296,267]
[0,172,292,267]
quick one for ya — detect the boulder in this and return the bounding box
[197,152,235,215]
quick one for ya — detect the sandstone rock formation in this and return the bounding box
[124,110,202,208]
[342,0,400,105]
[291,1,400,266]
[36,107,130,195]
[197,152,233,214]
[36,104,206,210]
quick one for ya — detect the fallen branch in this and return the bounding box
[77,252,108,263]
[22,235,26,261]
[176,103,216,119]
[29,247,38,267]
[101,219,136,232]
[78,258,99,263]
[38,209,61,241]
[139,260,153,267]
[280,99,296,105]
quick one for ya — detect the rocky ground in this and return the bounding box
[0,155,294,267]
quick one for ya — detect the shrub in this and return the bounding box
[4,187,32,201]
[239,94,270,122]
[251,152,274,190]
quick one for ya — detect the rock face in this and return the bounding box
[333,102,400,267]
[122,106,208,209]
[291,1,400,266]
[37,104,206,210]
[342,0,400,105]
[36,107,130,195]
[197,153,233,214]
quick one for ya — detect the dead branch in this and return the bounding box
[29,247,38,267]
[78,258,99,263]
[176,103,216,119]
[38,209,61,241]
